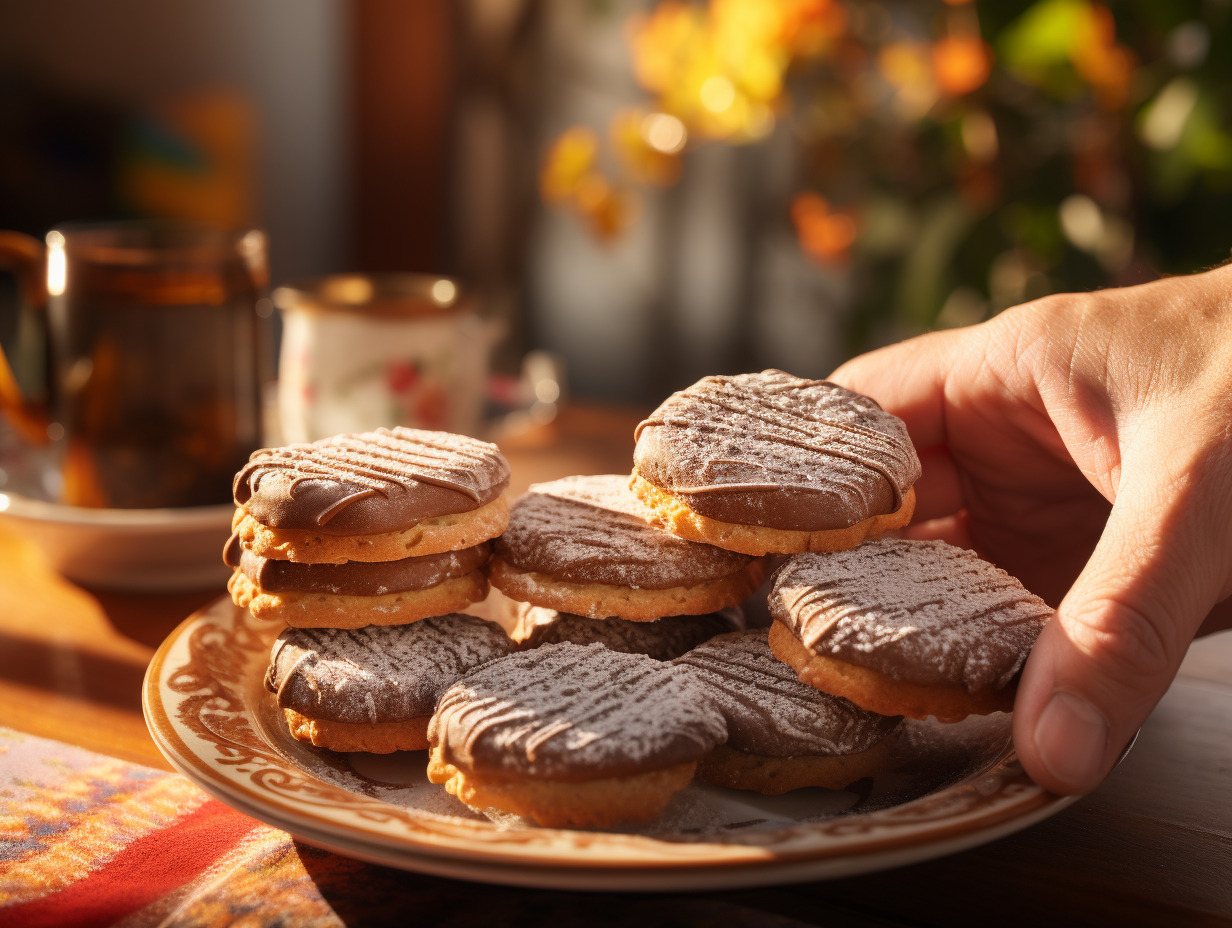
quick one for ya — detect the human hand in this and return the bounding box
[830,264,1232,794]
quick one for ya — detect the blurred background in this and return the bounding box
[2,0,1230,405]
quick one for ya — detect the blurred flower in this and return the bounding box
[414,382,448,430]
[575,175,635,241]
[612,109,685,187]
[385,359,419,394]
[777,0,847,58]
[627,0,837,142]
[878,41,939,117]
[999,0,1133,109]
[791,193,857,263]
[933,34,992,96]
[538,0,1231,333]
[1072,5,1134,109]
[539,128,599,203]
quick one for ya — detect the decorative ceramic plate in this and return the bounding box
[143,597,1081,891]
[0,491,233,590]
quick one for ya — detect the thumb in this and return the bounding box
[1012,439,1232,794]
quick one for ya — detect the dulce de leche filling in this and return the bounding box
[225,533,491,596]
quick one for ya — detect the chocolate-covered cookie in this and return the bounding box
[631,370,920,555]
[427,642,728,827]
[512,603,743,660]
[233,427,510,563]
[768,540,1053,721]
[266,613,516,752]
[226,427,509,627]
[489,475,765,621]
[226,534,492,628]
[676,630,899,793]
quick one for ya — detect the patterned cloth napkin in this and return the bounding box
[0,727,820,927]
[0,727,362,927]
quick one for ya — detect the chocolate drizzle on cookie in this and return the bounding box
[676,630,899,756]
[633,371,921,530]
[430,643,727,780]
[265,614,516,724]
[495,475,755,588]
[770,540,1053,691]
[234,427,510,534]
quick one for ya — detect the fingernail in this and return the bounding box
[1033,691,1110,791]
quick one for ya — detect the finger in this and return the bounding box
[1196,596,1232,638]
[900,511,973,549]
[1013,441,1232,794]
[830,327,976,452]
[911,447,964,523]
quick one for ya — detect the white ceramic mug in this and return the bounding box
[274,274,503,442]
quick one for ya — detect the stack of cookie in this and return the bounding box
[226,427,519,752]
[233,370,1054,829]
[628,370,1052,730]
[426,374,930,822]
[487,474,761,658]
[424,472,768,825]
[427,370,1052,824]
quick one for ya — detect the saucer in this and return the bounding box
[0,491,233,591]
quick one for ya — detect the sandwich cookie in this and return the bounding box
[232,427,510,564]
[226,536,492,628]
[675,630,900,794]
[631,370,920,556]
[266,613,517,753]
[512,603,744,661]
[488,474,764,621]
[768,540,1053,722]
[427,643,728,828]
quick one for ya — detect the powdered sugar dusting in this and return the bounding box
[235,426,510,530]
[633,371,920,530]
[267,613,517,723]
[676,630,900,756]
[770,540,1052,691]
[496,475,754,589]
[430,642,728,778]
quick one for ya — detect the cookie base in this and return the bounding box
[229,570,488,628]
[768,621,1014,722]
[232,494,510,564]
[487,558,764,622]
[629,474,915,556]
[695,740,894,795]
[426,746,696,828]
[284,709,431,753]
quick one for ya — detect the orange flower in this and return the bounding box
[791,193,857,263]
[1073,4,1134,109]
[777,0,846,57]
[540,128,599,203]
[575,175,635,241]
[628,2,706,97]
[933,34,993,96]
[611,108,685,187]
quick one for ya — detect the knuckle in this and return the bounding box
[1060,594,1180,691]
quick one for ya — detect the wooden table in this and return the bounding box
[2,405,1230,926]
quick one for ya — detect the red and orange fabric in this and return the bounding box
[0,728,335,927]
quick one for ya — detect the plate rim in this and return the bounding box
[0,491,234,530]
[142,596,1080,887]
